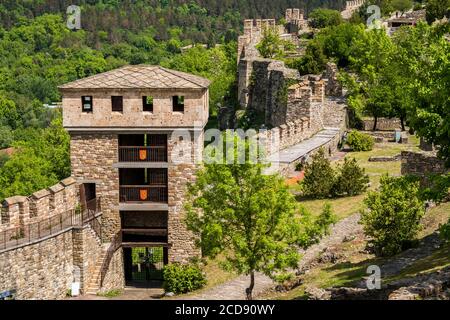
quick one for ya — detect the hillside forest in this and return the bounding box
[0,0,449,201]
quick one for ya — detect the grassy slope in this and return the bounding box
[266,135,450,300]
[293,135,420,220]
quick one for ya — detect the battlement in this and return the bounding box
[0,177,78,233]
[345,0,365,10]
[257,117,314,159]
[243,18,277,37]
[342,0,365,19]
[285,8,305,22]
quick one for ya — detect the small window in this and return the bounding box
[81,96,93,113]
[143,96,153,112]
[112,96,123,112]
[173,96,185,112]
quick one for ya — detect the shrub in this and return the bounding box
[308,8,343,28]
[334,158,370,196]
[440,220,450,242]
[163,263,206,294]
[299,148,335,199]
[346,130,375,152]
[360,175,425,257]
[297,203,337,248]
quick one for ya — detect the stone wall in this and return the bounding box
[0,177,78,233]
[401,151,449,179]
[70,133,119,242]
[0,231,74,300]
[362,118,402,131]
[0,223,104,300]
[341,0,365,19]
[275,130,342,177]
[100,248,125,292]
[72,225,103,293]
[62,88,209,130]
[0,175,106,299]
[167,130,202,263]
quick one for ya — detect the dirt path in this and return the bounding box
[180,214,363,300]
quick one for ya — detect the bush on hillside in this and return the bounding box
[360,175,425,257]
[300,150,369,199]
[440,220,450,242]
[346,130,375,152]
[334,158,370,196]
[300,148,336,199]
[297,203,337,248]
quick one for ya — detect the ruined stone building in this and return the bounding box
[0,65,210,298]
[231,10,348,176]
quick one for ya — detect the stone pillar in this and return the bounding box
[167,130,201,263]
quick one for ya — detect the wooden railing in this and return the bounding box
[119,186,168,203]
[118,146,167,162]
[0,198,102,252]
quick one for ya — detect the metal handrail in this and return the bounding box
[0,198,102,252]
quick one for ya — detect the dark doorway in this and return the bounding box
[124,247,167,287]
[80,183,96,211]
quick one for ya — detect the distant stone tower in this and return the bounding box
[59,65,210,287]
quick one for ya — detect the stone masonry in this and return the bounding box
[70,133,120,243]
[0,178,104,299]
[234,10,348,171]
[401,150,449,186]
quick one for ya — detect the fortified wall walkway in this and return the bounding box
[265,127,341,175]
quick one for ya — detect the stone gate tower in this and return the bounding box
[59,65,210,290]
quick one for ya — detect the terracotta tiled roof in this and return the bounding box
[58,65,211,90]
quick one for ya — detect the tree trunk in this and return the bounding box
[400,116,405,132]
[246,271,255,300]
[373,116,378,131]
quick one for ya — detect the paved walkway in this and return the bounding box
[265,128,341,174]
[181,214,362,300]
[70,287,164,300]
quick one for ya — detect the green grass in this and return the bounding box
[201,256,236,289]
[292,138,422,219]
[97,289,123,298]
[299,195,365,219]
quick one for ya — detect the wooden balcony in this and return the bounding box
[119,146,167,162]
[119,185,168,203]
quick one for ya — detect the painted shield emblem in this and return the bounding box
[139,189,148,201]
[139,149,147,161]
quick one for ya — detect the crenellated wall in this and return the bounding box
[0,178,108,300]
[0,177,78,234]
[341,0,365,19]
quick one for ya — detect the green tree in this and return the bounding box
[0,95,20,129]
[391,0,413,15]
[185,135,301,300]
[349,28,396,129]
[0,125,13,148]
[297,203,337,248]
[300,148,336,199]
[335,157,370,196]
[308,9,343,29]
[393,22,450,165]
[256,28,286,59]
[360,175,425,256]
[0,147,58,200]
[426,0,450,24]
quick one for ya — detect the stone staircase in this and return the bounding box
[84,244,108,295]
